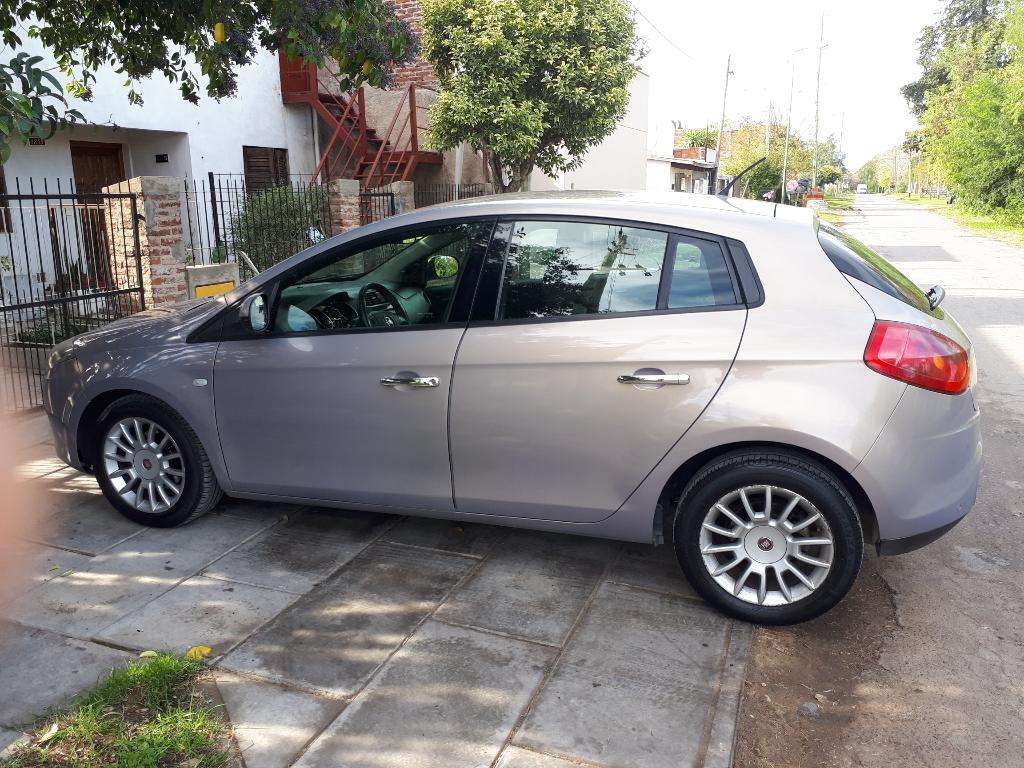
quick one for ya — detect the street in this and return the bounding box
[735,195,1024,767]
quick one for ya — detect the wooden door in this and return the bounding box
[70,141,126,288]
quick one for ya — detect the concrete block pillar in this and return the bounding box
[389,180,416,213]
[327,178,362,234]
[102,176,188,308]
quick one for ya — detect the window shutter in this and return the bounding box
[243,146,290,191]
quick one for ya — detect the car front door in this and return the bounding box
[213,219,493,509]
[449,218,748,523]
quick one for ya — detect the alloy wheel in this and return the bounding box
[102,417,186,514]
[699,485,834,606]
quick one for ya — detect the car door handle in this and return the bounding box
[617,373,690,385]
[380,375,440,388]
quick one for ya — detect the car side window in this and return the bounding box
[271,221,490,333]
[499,220,669,320]
[667,236,738,309]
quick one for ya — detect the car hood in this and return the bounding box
[53,297,226,359]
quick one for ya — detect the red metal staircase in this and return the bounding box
[279,53,440,188]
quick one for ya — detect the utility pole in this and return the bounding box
[713,53,734,193]
[781,50,805,205]
[812,15,827,188]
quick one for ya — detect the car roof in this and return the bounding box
[402,189,813,233]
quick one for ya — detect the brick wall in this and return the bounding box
[101,177,188,309]
[389,0,438,89]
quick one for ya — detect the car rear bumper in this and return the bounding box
[853,385,981,553]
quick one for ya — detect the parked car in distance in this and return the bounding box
[856,183,869,194]
[43,191,981,624]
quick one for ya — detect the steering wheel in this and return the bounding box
[357,282,410,328]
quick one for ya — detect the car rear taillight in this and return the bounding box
[863,320,970,395]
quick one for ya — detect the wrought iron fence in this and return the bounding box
[184,173,332,279]
[359,188,396,226]
[1,178,142,412]
[414,182,492,208]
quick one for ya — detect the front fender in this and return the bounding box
[64,341,230,489]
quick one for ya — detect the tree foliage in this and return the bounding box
[720,120,843,200]
[421,0,642,193]
[905,0,1024,215]
[683,127,716,149]
[0,0,419,161]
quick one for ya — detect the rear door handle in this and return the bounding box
[617,373,690,385]
[380,375,440,388]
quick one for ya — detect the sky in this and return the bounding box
[632,0,944,170]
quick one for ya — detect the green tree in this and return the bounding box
[421,0,642,192]
[683,127,716,149]
[0,0,419,161]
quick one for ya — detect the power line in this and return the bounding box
[629,2,698,62]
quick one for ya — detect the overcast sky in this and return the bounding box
[632,0,943,169]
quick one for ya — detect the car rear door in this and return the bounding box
[449,218,748,523]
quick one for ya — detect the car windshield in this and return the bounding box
[817,222,932,313]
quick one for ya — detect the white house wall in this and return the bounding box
[529,72,650,192]
[7,38,316,182]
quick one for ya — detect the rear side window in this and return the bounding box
[499,221,668,319]
[496,220,741,321]
[817,223,931,313]
[667,237,737,309]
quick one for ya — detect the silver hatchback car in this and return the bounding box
[43,191,981,624]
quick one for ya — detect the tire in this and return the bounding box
[672,449,863,625]
[94,393,223,527]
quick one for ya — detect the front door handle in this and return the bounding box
[380,375,440,388]
[617,373,690,385]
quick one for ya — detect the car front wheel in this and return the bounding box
[94,394,223,527]
[673,449,863,624]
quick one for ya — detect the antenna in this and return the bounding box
[718,156,766,198]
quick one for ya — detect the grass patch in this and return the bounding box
[893,194,1024,246]
[817,191,855,225]
[2,654,231,768]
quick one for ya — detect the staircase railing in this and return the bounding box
[362,85,420,189]
[310,89,367,184]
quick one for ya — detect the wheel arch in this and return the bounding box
[655,441,879,546]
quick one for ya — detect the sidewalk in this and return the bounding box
[1,412,749,768]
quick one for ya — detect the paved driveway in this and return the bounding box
[1,416,748,768]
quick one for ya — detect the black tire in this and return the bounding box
[673,449,863,625]
[94,394,223,527]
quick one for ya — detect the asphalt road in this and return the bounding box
[734,195,1024,768]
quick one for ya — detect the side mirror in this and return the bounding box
[240,293,268,333]
[431,254,459,279]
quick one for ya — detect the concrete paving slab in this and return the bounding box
[0,540,93,605]
[515,582,732,768]
[294,620,555,768]
[436,530,617,646]
[8,411,51,450]
[28,470,144,555]
[204,508,391,594]
[221,543,475,697]
[495,746,582,768]
[214,672,342,768]
[382,517,505,558]
[606,543,696,598]
[0,621,130,728]
[96,575,298,655]
[2,514,272,636]
[0,727,28,756]
[275,507,396,542]
[13,441,66,481]
[214,497,304,523]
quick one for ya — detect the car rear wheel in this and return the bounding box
[94,394,222,527]
[673,449,863,624]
